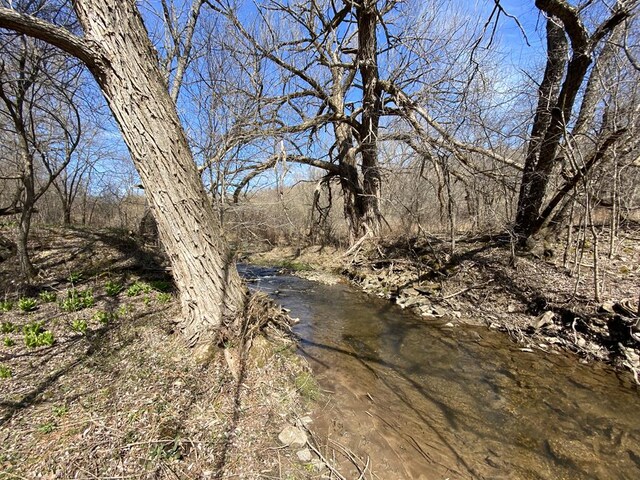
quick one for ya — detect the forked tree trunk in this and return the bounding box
[513,0,630,244]
[0,2,246,345]
[514,18,567,241]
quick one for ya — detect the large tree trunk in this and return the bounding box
[72,0,246,345]
[356,0,382,236]
[335,120,365,242]
[513,0,629,244]
[0,2,246,345]
[514,18,568,241]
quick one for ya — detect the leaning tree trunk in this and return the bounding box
[73,0,246,344]
[514,18,568,242]
[513,0,630,244]
[0,2,246,345]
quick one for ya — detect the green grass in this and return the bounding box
[294,371,320,401]
[1,321,16,333]
[105,280,123,296]
[0,365,11,379]
[157,292,172,304]
[93,310,118,325]
[3,336,15,347]
[127,281,152,297]
[38,422,56,434]
[0,300,13,312]
[70,319,88,335]
[67,272,82,284]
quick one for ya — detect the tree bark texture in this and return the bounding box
[514,18,568,240]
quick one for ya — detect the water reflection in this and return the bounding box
[239,265,640,479]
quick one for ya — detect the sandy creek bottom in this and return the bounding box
[240,265,640,479]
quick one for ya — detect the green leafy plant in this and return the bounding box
[157,292,172,304]
[38,422,56,434]
[3,336,15,347]
[39,291,57,303]
[23,322,55,348]
[60,289,94,312]
[68,272,82,284]
[1,321,16,333]
[0,365,11,379]
[93,310,117,325]
[0,301,13,312]
[105,280,123,296]
[53,405,68,417]
[18,297,38,312]
[127,281,152,297]
[70,319,88,335]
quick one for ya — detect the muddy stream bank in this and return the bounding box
[240,265,640,479]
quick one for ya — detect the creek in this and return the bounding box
[240,265,640,479]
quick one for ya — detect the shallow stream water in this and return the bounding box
[240,265,640,479]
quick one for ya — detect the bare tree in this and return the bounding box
[205,0,406,242]
[513,0,636,244]
[0,8,82,277]
[0,0,245,345]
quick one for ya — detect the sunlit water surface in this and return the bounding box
[240,265,640,479]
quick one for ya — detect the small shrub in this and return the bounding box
[127,281,152,297]
[70,319,88,335]
[24,322,55,348]
[39,291,57,303]
[105,280,123,296]
[68,272,82,284]
[1,321,16,334]
[18,297,38,312]
[157,292,172,304]
[0,301,13,312]
[0,365,11,379]
[60,289,94,312]
[3,336,15,347]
